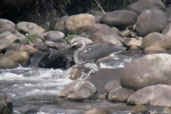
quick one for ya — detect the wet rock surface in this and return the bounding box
[121,54,171,90]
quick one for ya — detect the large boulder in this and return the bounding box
[58,80,97,100]
[0,32,18,50]
[128,0,165,14]
[135,9,167,36]
[90,24,123,46]
[16,21,45,36]
[65,14,96,33]
[100,10,137,28]
[128,84,171,107]
[0,19,15,33]
[141,32,171,50]
[121,54,171,90]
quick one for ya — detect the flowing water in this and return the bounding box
[0,54,133,114]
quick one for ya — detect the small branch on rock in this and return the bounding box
[94,0,106,14]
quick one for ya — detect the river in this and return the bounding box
[0,53,133,114]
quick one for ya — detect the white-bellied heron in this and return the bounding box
[67,37,126,64]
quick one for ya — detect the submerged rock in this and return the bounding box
[108,87,134,102]
[121,54,171,90]
[104,80,121,93]
[85,107,112,114]
[0,94,13,114]
[58,80,97,100]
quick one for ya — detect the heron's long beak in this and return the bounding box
[59,41,78,52]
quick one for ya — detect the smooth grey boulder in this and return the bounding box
[0,19,15,33]
[135,9,167,36]
[128,0,165,14]
[45,31,65,42]
[58,80,97,100]
[128,84,171,107]
[100,10,137,27]
[16,21,45,35]
[90,24,123,46]
[0,31,18,50]
[121,54,171,90]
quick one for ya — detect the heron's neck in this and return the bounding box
[74,41,86,64]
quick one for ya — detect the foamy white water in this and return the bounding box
[0,66,72,99]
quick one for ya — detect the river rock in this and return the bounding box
[100,10,137,27]
[65,14,96,33]
[108,87,134,102]
[0,31,18,50]
[45,31,65,42]
[104,80,121,93]
[162,23,171,39]
[90,24,123,46]
[144,46,167,53]
[6,43,38,55]
[85,107,112,114]
[128,84,171,107]
[0,50,29,68]
[126,38,142,48]
[121,53,171,90]
[166,5,171,22]
[128,0,165,14]
[54,16,68,32]
[141,32,171,50]
[14,31,28,44]
[16,21,45,35]
[89,10,104,22]
[58,80,97,100]
[0,94,13,114]
[0,19,15,33]
[39,49,72,69]
[135,9,167,36]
